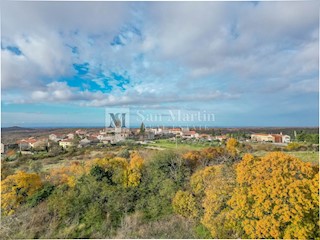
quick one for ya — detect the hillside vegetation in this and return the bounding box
[1,138,319,239]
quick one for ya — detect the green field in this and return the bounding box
[253,150,319,164]
[147,139,218,150]
[287,151,319,164]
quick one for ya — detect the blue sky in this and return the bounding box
[1,1,319,128]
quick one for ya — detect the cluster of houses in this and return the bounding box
[10,127,130,153]
[1,127,293,155]
[17,137,48,150]
[10,127,230,153]
[49,127,130,149]
[148,127,228,141]
[251,132,291,143]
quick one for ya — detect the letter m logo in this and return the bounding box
[109,113,126,128]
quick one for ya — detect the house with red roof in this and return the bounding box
[251,133,290,143]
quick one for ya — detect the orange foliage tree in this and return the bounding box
[46,161,87,187]
[1,171,43,215]
[182,147,225,169]
[228,152,319,239]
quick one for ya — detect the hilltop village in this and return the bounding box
[1,125,293,155]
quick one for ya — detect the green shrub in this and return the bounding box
[194,224,212,239]
[117,149,130,158]
[28,184,55,207]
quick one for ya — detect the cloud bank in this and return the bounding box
[1,1,319,126]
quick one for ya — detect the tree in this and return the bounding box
[46,161,87,187]
[72,134,81,145]
[127,152,144,187]
[201,165,237,238]
[117,149,130,159]
[1,171,43,215]
[136,151,190,220]
[90,165,113,183]
[226,138,238,157]
[139,122,145,135]
[27,184,55,207]
[286,142,301,151]
[228,152,319,239]
[172,190,198,219]
[182,147,225,169]
[190,166,218,197]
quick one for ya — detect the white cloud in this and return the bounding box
[1,1,318,113]
[31,82,76,102]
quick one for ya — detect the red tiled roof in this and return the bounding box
[17,138,37,144]
[184,131,197,135]
[88,136,98,141]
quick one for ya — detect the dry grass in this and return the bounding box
[114,212,196,239]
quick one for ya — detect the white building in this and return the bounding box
[181,131,199,139]
[59,139,74,149]
[1,143,5,154]
[214,135,228,141]
[67,133,75,139]
[251,133,291,143]
[49,134,65,142]
[169,128,182,136]
[282,135,291,143]
[79,138,91,147]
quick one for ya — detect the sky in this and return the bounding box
[1,1,319,128]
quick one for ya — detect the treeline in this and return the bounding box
[295,132,319,144]
[1,139,319,239]
[194,127,319,138]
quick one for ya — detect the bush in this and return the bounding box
[28,184,55,207]
[90,165,113,183]
[117,149,130,158]
[194,224,212,239]
[136,151,191,220]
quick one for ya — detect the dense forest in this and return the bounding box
[1,138,319,239]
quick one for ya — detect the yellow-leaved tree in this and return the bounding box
[190,165,218,196]
[228,152,319,239]
[107,157,129,185]
[127,152,144,187]
[173,164,237,238]
[198,165,237,238]
[1,171,43,215]
[172,190,199,219]
[226,138,238,157]
[46,161,87,187]
[47,154,145,188]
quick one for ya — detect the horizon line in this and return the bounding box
[2,125,319,129]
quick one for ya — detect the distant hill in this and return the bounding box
[1,126,35,132]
